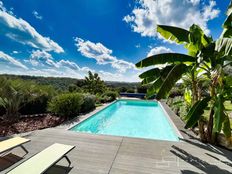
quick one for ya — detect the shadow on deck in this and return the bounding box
[0,128,232,174]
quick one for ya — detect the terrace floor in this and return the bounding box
[1,128,232,174]
[1,101,232,174]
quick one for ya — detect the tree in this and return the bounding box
[136,24,211,104]
[136,24,212,141]
[68,84,78,92]
[83,71,106,94]
[136,1,232,145]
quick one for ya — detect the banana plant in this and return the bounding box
[136,1,232,144]
[221,1,232,38]
[136,24,211,103]
[136,24,213,142]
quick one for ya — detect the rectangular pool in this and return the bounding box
[70,100,180,141]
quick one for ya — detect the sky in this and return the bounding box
[0,0,230,82]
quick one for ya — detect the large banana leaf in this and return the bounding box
[140,66,175,85]
[222,29,232,38]
[136,53,195,68]
[145,65,176,95]
[213,94,225,133]
[157,25,190,44]
[185,97,211,128]
[146,77,163,97]
[155,64,189,99]
[160,65,175,80]
[139,68,161,79]
[221,1,232,37]
[140,68,161,85]
[222,114,232,138]
[142,76,158,85]
[186,24,212,56]
[215,38,232,55]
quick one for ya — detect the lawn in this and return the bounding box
[203,101,232,127]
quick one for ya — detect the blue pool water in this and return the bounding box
[71,100,179,141]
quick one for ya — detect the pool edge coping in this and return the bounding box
[66,98,190,142]
[158,101,184,140]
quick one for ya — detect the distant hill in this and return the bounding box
[0,74,140,91]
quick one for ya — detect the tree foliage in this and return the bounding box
[136,1,232,145]
[83,71,106,94]
[0,77,54,121]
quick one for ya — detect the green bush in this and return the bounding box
[48,93,84,118]
[20,95,49,115]
[20,85,57,115]
[126,88,135,93]
[81,94,96,113]
[137,85,148,93]
[167,96,188,119]
[97,91,119,103]
[104,91,118,101]
[169,87,184,98]
[96,95,107,104]
[68,84,78,92]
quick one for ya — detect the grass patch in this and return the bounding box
[203,101,232,127]
[95,103,103,107]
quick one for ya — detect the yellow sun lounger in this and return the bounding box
[7,143,75,174]
[0,137,30,155]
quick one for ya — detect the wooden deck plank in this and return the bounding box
[1,128,232,174]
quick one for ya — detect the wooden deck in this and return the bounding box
[1,128,232,174]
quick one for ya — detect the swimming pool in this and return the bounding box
[70,100,180,141]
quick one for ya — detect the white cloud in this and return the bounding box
[31,50,52,60]
[12,50,20,54]
[135,44,141,48]
[74,37,135,72]
[29,50,55,67]
[202,1,219,21]
[124,0,220,37]
[29,50,87,72]
[57,60,80,70]
[75,37,115,64]
[98,70,140,82]
[0,51,27,69]
[111,59,135,72]
[147,46,172,57]
[187,0,200,6]
[0,1,64,53]
[32,11,42,20]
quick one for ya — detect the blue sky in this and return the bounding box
[0,0,230,81]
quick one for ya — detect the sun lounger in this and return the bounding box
[7,143,75,174]
[0,137,30,155]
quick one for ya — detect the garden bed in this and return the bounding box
[0,114,65,136]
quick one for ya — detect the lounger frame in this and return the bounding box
[7,143,75,174]
[0,138,30,156]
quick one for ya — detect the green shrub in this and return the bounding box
[104,91,118,101]
[169,87,184,98]
[126,88,135,93]
[167,96,188,119]
[96,95,107,103]
[20,95,49,115]
[68,84,78,92]
[137,85,148,93]
[119,87,127,93]
[48,93,84,118]
[20,85,57,115]
[81,94,96,113]
[97,91,119,103]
